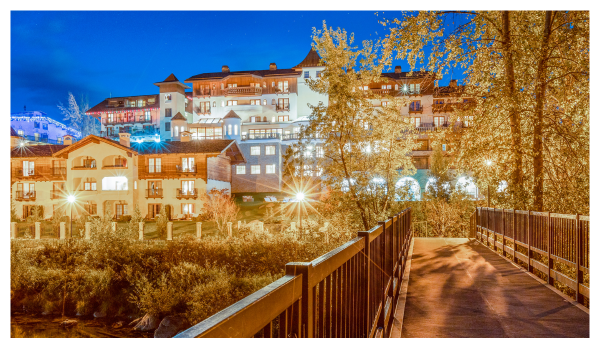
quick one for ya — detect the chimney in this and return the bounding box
[119,132,131,148]
[270,63,277,70]
[222,65,230,73]
[63,135,73,145]
[450,79,458,88]
[181,131,192,142]
[395,66,402,73]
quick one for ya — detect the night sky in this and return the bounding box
[11,11,463,122]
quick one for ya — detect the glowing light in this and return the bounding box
[137,139,143,143]
[67,195,76,203]
[154,138,160,143]
[485,160,493,166]
[403,84,408,92]
[19,142,24,147]
[296,192,305,201]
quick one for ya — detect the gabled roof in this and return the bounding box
[223,110,241,119]
[85,94,160,115]
[293,48,322,69]
[171,112,187,121]
[53,135,137,157]
[434,84,466,96]
[162,73,179,82]
[11,144,69,158]
[185,69,301,82]
[154,74,191,89]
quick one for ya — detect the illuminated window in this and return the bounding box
[148,158,162,173]
[316,71,322,78]
[265,146,276,155]
[227,100,238,106]
[251,146,260,155]
[278,115,289,122]
[316,146,324,158]
[228,125,232,135]
[251,165,261,174]
[266,164,276,174]
[234,125,238,135]
[236,165,246,174]
[165,108,172,117]
[102,177,128,191]
[263,99,267,105]
[165,94,172,102]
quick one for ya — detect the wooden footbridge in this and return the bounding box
[176,208,589,338]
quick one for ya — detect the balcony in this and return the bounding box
[102,116,152,125]
[282,133,301,141]
[16,191,36,201]
[194,89,214,97]
[242,133,281,141]
[176,165,197,173]
[146,189,163,198]
[15,168,38,178]
[276,104,290,112]
[224,86,262,96]
[409,106,423,113]
[103,163,128,169]
[73,163,96,170]
[52,167,67,176]
[50,190,63,199]
[177,188,198,199]
[371,89,398,96]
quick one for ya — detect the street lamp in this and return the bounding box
[296,192,305,229]
[67,195,76,238]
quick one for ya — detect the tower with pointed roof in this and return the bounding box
[154,74,191,141]
[223,110,242,143]
[294,48,329,118]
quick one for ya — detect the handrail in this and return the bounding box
[472,207,589,307]
[176,208,412,338]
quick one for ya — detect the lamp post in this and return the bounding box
[67,195,76,238]
[296,192,305,229]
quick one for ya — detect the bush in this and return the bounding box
[120,215,132,223]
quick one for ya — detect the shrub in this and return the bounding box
[120,215,132,223]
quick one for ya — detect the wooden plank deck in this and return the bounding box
[401,238,589,337]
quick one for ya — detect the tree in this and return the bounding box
[199,188,239,235]
[283,23,419,230]
[156,205,169,239]
[11,199,19,222]
[383,11,589,214]
[58,92,100,138]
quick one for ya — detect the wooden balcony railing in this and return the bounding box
[16,191,36,201]
[146,189,163,198]
[242,133,281,141]
[409,106,423,113]
[176,165,197,173]
[371,88,398,96]
[473,207,590,307]
[276,104,290,112]
[177,209,413,338]
[224,86,263,96]
[15,169,37,178]
[73,163,96,169]
[177,188,198,199]
[103,164,128,169]
[102,116,152,125]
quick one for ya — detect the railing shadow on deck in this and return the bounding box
[175,208,413,338]
[471,207,590,308]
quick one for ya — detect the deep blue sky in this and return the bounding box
[11,11,462,121]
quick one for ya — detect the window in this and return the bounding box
[442,144,447,151]
[114,157,127,167]
[464,116,474,127]
[181,157,195,172]
[181,180,194,194]
[17,129,23,136]
[409,101,421,111]
[234,125,238,135]
[165,94,172,102]
[213,101,216,107]
[34,122,40,128]
[395,84,399,90]
[415,84,421,93]
[227,100,238,106]
[382,101,388,107]
[250,146,260,155]
[316,71,322,78]
[198,102,210,114]
[148,204,162,219]
[165,108,172,117]
[316,146,324,158]
[165,122,171,132]
[265,146,276,155]
[434,99,444,104]
[251,165,261,174]
[277,81,289,92]
[227,83,238,88]
[266,164,276,174]
[84,203,97,215]
[272,81,275,88]
[433,116,445,127]
[278,115,289,122]
[182,203,194,215]
[410,117,422,128]
[228,124,232,135]
[84,181,97,191]
[42,123,48,130]
[221,101,225,107]
[102,177,128,191]
[134,181,137,189]
[115,204,128,219]
[148,97,156,104]
[263,99,267,105]
[236,165,246,174]
[304,71,309,78]
[250,99,261,105]
[16,183,35,199]
[148,158,162,173]
[409,84,415,93]
[22,161,34,176]
[174,126,179,137]
[277,98,289,110]
[382,84,391,90]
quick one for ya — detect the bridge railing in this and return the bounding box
[176,208,413,338]
[471,207,589,306]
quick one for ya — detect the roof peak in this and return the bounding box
[294,48,322,69]
[171,112,187,121]
[163,73,179,82]
[223,110,241,119]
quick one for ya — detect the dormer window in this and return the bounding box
[165,94,172,102]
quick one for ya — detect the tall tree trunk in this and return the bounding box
[533,11,553,211]
[502,11,525,209]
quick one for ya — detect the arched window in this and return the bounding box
[213,101,216,107]
[234,125,238,135]
[263,99,267,105]
[228,124,232,135]
[396,177,421,201]
[174,126,179,137]
[271,99,276,105]
[263,116,268,122]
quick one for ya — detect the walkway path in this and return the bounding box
[401,238,589,337]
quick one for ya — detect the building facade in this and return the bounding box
[11,111,81,145]
[10,134,245,220]
[84,49,473,197]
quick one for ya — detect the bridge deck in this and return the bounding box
[401,238,589,337]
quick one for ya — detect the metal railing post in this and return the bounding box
[575,214,582,304]
[501,209,506,257]
[358,228,372,338]
[547,211,553,286]
[527,210,533,273]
